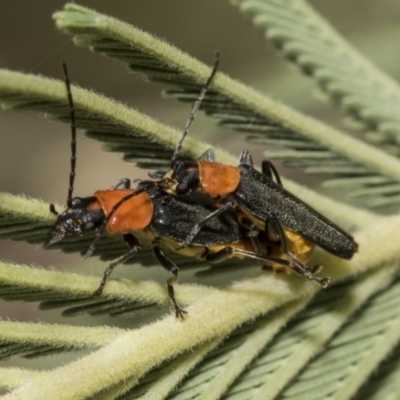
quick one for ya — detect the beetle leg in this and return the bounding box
[267,219,330,288]
[239,217,259,238]
[205,247,291,268]
[238,149,282,186]
[239,150,253,166]
[148,172,165,180]
[236,216,290,272]
[199,148,216,162]
[238,216,265,259]
[49,204,59,216]
[262,160,283,186]
[285,252,330,288]
[249,232,291,274]
[238,218,290,273]
[176,200,236,249]
[266,219,282,244]
[206,246,330,287]
[109,178,131,190]
[311,264,323,275]
[92,233,140,296]
[152,239,187,320]
[249,232,263,256]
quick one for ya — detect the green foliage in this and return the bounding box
[231,0,400,145]
[52,3,400,210]
[231,0,400,210]
[1,2,400,399]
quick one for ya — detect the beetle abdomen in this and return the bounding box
[235,165,358,259]
[151,193,243,247]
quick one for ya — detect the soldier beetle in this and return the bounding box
[45,63,308,319]
[148,53,358,287]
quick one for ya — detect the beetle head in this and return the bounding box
[45,197,104,247]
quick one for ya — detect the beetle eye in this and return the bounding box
[82,221,96,232]
[71,197,83,208]
[176,182,189,194]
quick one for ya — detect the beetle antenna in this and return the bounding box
[48,63,77,216]
[62,62,77,208]
[170,51,220,169]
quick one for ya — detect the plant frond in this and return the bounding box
[2,271,317,399]
[353,339,400,400]
[0,68,189,172]
[0,321,123,360]
[231,0,400,154]
[0,368,42,392]
[0,261,212,318]
[50,3,400,211]
[3,4,400,399]
[275,268,400,400]
[4,242,399,399]
[0,73,376,228]
[167,263,397,400]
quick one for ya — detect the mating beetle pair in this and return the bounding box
[48,181,296,319]
[131,53,357,284]
[46,56,358,318]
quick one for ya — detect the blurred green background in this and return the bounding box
[1,0,400,341]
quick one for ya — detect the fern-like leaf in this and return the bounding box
[231,0,400,149]
[3,3,400,399]
[0,260,216,319]
[51,3,400,210]
[168,264,397,400]
[275,269,400,400]
[0,71,375,228]
[0,321,123,360]
[231,0,400,210]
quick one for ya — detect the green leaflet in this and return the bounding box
[49,3,400,210]
[168,264,397,400]
[231,0,400,144]
[0,322,124,360]
[2,2,400,400]
[231,0,400,210]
